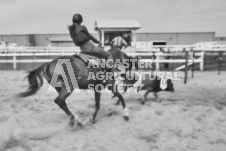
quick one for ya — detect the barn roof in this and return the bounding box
[94,19,141,30]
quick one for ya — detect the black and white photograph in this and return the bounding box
[0,0,226,151]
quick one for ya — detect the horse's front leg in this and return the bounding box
[90,91,101,123]
[153,92,161,102]
[54,87,83,127]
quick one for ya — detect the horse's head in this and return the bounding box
[108,47,132,72]
[108,46,123,61]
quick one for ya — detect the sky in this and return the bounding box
[0,0,226,36]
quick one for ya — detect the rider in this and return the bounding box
[110,36,128,50]
[68,14,114,70]
[110,36,128,72]
[109,36,128,90]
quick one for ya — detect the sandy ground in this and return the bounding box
[0,70,226,151]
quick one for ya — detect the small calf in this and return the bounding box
[137,74,175,104]
[114,72,175,104]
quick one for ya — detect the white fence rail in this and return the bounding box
[0,45,225,70]
[136,52,204,71]
[0,47,80,53]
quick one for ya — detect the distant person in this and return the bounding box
[110,36,129,72]
[68,14,113,64]
[110,36,127,50]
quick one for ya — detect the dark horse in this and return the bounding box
[18,47,130,127]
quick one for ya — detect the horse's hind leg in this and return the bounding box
[90,91,101,123]
[54,87,82,127]
[153,92,161,102]
[114,92,129,121]
[142,89,151,104]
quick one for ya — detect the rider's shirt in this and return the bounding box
[68,24,99,46]
[110,36,127,48]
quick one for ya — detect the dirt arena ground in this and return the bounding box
[0,71,226,151]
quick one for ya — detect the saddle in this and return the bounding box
[73,53,102,67]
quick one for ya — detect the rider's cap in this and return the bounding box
[72,14,83,24]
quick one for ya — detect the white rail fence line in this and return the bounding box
[1,45,225,70]
[0,51,204,71]
[0,52,75,70]
[0,47,80,53]
[1,45,226,53]
[129,51,204,71]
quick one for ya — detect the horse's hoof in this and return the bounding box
[91,120,97,124]
[89,118,97,124]
[77,121,83,128]
[69,120,75,127]
[124,116,129,121]
[141,101,145,105]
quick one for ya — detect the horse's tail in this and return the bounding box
[18,64,47,97]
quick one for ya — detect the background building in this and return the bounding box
[0,32,216,47]
[0,20,216,47]
[94,19,141,46]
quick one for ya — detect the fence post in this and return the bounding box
[184,49,188,84]
[155,52,160,70]
[200,51,204,71]
[32,52,36,70]
[191,49,195,78]
[218,52,223,75]
[13,50,17,70]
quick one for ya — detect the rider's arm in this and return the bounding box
[82,26,100,44]
[110,37,115,46]
[122,38,128,49]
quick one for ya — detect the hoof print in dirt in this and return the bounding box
[157,99,162,103]
[107,110,118,116]
[124,116,129,121]
[214,102,223,110]
[141,101,146,105]
[155,110,164,116]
